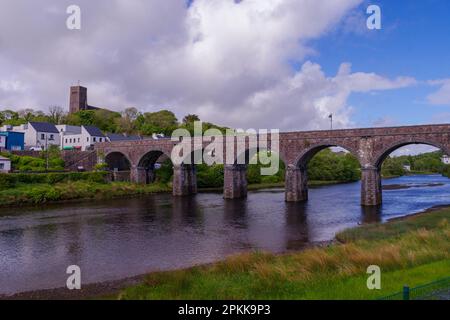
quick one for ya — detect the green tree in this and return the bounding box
[139,110,178,136]
[182,114,200,124]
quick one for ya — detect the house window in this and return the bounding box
[87,137,89,142]
[49,134,54,140]
[41,133,45,140]
[0,163,4,170]
[78,138,80,142]
[65,138,68,143]
[93,137,96,142]
[100,138,102,142]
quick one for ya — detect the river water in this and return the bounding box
[1,174,449,295]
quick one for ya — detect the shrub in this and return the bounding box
[197,164,224,188]
[3,171,109,185]
[94,163,108,171]
[0,174,16,190]
[155,160,174,183]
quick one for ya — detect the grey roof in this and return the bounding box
[83,125,105,137]
[107,133,142,141]
[58,125,82,134]
[29,122,59,133]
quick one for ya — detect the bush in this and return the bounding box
[0,171,109,186]
[197,164,224,188]
[0,174,16,190]
[94,163,108,171]
[155,160,174,183]
[1,152,65,172]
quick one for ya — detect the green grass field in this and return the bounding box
[118,208,450,300]
[0,181,172,207]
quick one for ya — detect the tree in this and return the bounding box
[18,109,35,122]
[116,107,139,134]
[48,106,66,124]
[182,114,200,124]
[65,109,120,132]
[122,107,139,121]
[139,110,178,136]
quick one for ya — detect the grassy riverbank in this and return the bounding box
[0,181,172,207]
[117,207,450,300]
[0,178,348,208]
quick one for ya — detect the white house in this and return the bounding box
[58,125,106,151]
[0,156,11,173]
[441,155,450,165]
[1,122,60,150]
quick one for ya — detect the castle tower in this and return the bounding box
[69,86,88,114]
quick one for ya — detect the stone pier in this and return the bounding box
[285,165,308,202]
[223,164,248,199]
[173,165,197,196]
[130,166,147,184]
[361,166,382,206]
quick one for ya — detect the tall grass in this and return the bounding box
[119,208,450,300]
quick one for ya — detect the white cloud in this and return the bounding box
[427,79,450,106]
[391,145,439,157]
[0,0,417,130]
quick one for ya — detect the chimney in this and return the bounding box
[69,86,88,114]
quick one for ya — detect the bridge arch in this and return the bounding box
[373,139,449,168]
[104,151,131,171]
[234,147,287,167]
[285,142,362,203]
[359,139,450,207]
[104,151,132,182]
[136,149,172,184]
[294,141,362,169]
[224,147,287,199]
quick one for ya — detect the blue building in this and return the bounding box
[0,131,25,151]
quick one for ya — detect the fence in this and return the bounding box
[378,277,450,300]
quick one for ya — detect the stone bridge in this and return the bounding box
[95,124,450,206]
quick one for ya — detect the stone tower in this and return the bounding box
[69,86,88,114]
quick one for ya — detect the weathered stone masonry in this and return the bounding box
[95,124,450,207]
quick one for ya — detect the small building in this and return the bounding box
[0,156,11,173]
[441,155,450,165]
[0,131,25,151]
[3,122,60,150]
[403,165,411,172]
[58,125,106,151]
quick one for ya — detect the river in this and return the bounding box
[1,174,449,295]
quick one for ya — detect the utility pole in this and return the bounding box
[329,113,333,130]
[45,134,49,171]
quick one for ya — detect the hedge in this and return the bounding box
[0,171,109,190]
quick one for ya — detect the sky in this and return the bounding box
[1,0,450,154]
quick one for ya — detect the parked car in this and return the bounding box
[29,146,43,151]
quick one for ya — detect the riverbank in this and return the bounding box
[0,179,351,208]
[0,181,172,208]
[4,204,449,300]
[116,206,450,300]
